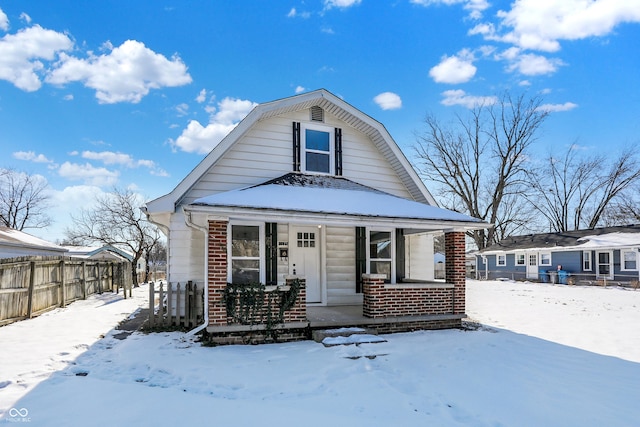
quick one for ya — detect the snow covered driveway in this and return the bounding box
[1,280,639,426]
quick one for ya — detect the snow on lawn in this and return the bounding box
[1,280,640,426]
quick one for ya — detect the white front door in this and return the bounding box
[290,226,322,303]
[596,251,614,280]
[526,253,539,279]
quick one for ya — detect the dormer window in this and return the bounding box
[292,121,342,176]
[303,126,332,174]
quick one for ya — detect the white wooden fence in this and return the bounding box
[148,281,204,329]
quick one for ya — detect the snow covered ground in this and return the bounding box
[1,280,639,426]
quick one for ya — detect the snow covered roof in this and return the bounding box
[61,245,133,261]
[190,173,485,227]
[480,225,640,254]
[0,226,67,255]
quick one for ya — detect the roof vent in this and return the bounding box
[310,106,324,122]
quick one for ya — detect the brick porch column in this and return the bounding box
[362,274,387,318]
[208,220,228,326]
[445,231,466,315]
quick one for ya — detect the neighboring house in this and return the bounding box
[144,89,489,340]
[0,226,68,259]
[476,225,640,284]
[62,245,134,262]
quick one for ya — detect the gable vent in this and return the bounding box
[310,105,324,122]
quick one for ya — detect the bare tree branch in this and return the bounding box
[413,92,548,249]
[0,168,52,231]
[65,187,161,286]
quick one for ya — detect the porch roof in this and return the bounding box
[189,173,488,230]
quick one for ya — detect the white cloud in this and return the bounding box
[537,102,578,113]
[0,25,73,91]
[324,0,362,10]
[175,103,189,116]
[295,86,306,94]
[46,39,192,104]
[196,88,207,103]
[495,0,640,52]
[429,50,477,84]
[287,8,311,18]
[373,92,402,110]
[63,94,73,100]
[440,89,497,108]
[81,150,134,166]
[411,0,489,19]
[13,151,54,163]
[19,13,32,24]
[506,52,564,76]
[170,97,257,155]
[0,8,8,31]
[58,162,119,187]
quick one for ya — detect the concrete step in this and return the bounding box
[313,327,387,347]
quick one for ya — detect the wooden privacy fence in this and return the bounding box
[0,256,133,326]
[148,281,204,329]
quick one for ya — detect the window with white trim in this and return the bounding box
[229,223,264,284]
[515,253,525,266]
[540,252,552,266]
[583,251,592,271]
[368,230,394,283]
[302,124,333,174]
[622,250,638,271]
[496,254,506,266]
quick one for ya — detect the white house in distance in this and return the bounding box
[0,226,68,259]
[144,89,489,342]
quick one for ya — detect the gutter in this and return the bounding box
[183,209,209,337]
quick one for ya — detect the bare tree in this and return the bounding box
[526,145,640,232]
[0,168,52,231]
[414,92,549,249]
[65,187,161,286]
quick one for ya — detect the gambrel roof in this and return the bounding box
[147,89,436,213]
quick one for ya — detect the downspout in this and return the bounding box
[183,209,209,337]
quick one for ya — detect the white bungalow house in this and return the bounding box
[144,89,489,342]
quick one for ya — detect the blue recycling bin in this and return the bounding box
[538,268,549,283]
[557,270,569,284]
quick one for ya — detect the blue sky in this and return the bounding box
[1,0,639,242]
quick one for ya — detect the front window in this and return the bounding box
[369,230,393,283]
[230,224,262,284]
[622,250,638,271]
[540,253,552,266]
[303,125,333,174]
[515,254,525,266]
[583,251,592,271]
[496,254,506,266]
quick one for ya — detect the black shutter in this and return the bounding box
[334,127,343,176]
[292,122,301,172]
[355,226,366,293]
[395,229,405,283]
[265,223,278,285]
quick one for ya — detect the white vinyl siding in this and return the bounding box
[325,226,360,305]
[182,110,414,205]
[167,212,205,284]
